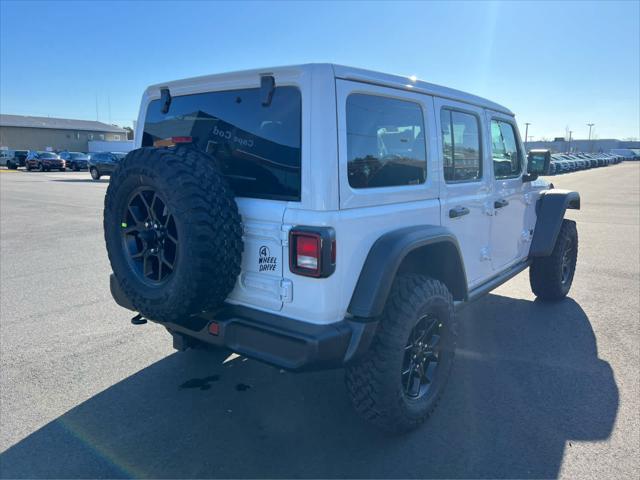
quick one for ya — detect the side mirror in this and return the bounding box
[524,149,551,181]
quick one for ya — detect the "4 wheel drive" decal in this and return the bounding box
[258,245,277,272]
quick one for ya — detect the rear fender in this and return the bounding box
[348,225,467,319]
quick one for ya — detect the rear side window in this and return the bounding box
[490,120,522,179]
[142,86,302,201]
[440,109,482,182]
[346,94,426,189]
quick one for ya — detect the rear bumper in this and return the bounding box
[110,274,377,371]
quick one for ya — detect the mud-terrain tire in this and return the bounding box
[530,219,578,301]
[345,274,456,433]
[104,147,243,323]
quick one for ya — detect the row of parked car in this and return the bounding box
[0,148,631,180]
[0,149,126,180]
[548,152,625,175]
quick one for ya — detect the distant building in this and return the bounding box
[0,114,128,152]
[525,138,640,153]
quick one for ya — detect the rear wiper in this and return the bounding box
[160,87,172,114]
[261,75,275,107]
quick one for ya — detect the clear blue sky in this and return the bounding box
[1,0,638,140]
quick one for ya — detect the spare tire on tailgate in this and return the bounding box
[104,146,243,322]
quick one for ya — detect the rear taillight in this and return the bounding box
[289,227,336,278]
[295,234,320,270]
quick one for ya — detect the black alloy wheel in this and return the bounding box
[402,314,443,400]
[560,238,575,285]
[121,187,178,285]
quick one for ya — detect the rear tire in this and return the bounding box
[345,274,456,433]
[530,219,578,300]
[7,161,17,170]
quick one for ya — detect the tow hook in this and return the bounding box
[131,313,147,325]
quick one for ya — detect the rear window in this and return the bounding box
[142,86,302,201]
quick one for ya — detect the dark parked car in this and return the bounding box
[25,151,65,171]
[59,151,90,171]
[0,149,29,169]
[88,152,126,180]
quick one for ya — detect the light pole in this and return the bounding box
[568,130,573,153]
[587,123,595,152]
[524,123,531,149]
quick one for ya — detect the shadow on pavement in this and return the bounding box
[0,294,618,479]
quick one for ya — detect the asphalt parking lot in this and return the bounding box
[1,164,638,479]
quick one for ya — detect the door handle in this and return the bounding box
[449,206,470,218]
[494,199,509,209]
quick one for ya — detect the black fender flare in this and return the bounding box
[529,189,580,257]
[348,225,467,319]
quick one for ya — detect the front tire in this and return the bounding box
[530,219,578,300]
[346,274,456,433]
[90,167,100,180]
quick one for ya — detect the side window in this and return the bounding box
[346,93,426,189]
[491,120,522,179]
[440,109,482,182]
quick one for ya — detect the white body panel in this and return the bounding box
[135,64,543,326]
[434,97,494,288]
[486,110,534,272]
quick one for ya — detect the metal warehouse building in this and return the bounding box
[0,114,128,152]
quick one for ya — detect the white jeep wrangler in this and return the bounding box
[105,64,580,432]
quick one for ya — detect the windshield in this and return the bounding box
[112,153,126,160]
[70,153,88,159]
[142,86,302,201]
[38,152,58,159]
